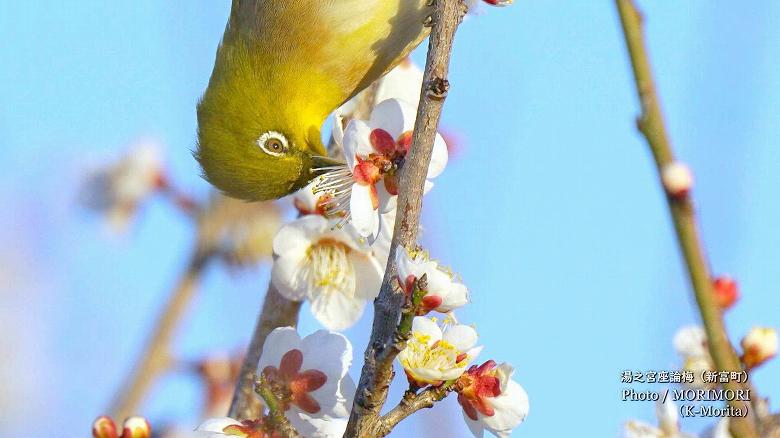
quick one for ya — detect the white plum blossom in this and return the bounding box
[316,98,448,239]
[271,214,383,331]
[398,316,481,386]
[457,360,529,438]
[702,419,731,438]
[396,246,469,314]
[257,328,354,425]
[374,59,424,110]
[336,59,423,119]
[673,325,715,388]
[673,326,709,358]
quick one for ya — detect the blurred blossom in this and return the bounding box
[673,326,715,389]
[465,0,514,16]
[197,194,281,268]
[80,140,165,233]
[740,327,778,369]
[712,276,740,311]
[623,399,693,438]
[673,326,709,358]
[194,352,243,417]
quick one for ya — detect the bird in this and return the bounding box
[195,0,433,202]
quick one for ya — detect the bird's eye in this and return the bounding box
[257,131,290,157]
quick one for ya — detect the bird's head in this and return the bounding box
[194,48,342,202]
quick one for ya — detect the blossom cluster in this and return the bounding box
[205,48,527,438]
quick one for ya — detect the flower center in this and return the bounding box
[402,335,466,373]
[261,349,328,414]
[304,239,355,296]
[457,361,502,420]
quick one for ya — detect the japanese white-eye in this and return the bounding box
[196,0,431,201]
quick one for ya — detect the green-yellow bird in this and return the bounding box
[196,0,432,201]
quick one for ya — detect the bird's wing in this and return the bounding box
[229,0,430,102]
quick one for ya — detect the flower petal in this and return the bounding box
[426,133,449,179]
[349,184,380,238]
[463,411,487,438]
[352,254,383,299]
[257,327,302,373]
[374,61,424,109]
[439,283,469,312]
[332,112,347,149]
[480,380,529,434]
[443,324,478,352]
[309,286,367,331]
[376,179,398,214]
[271,253,308,301]
[195,417,242,434]
[342,120,374,170]
[290,413,348,438]
[369,99,416,140]
[411,317,443,344]
[300,330,352,380]
[273,215,325,257]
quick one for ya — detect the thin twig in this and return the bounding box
[614,1,758,437]
[344,1,466,436]
[109,249,213,420]
[255,374,302,438]
[229,283,302,420]
[377,382,455,436]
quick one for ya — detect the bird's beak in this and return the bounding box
[311,155,346,172]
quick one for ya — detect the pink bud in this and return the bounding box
[741,327,778,369]
[121,416,151,438]
[712,276,739,311]
[661,162,693,198]
[92,416,118,438]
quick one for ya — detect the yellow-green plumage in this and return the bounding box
[196,0,431,201]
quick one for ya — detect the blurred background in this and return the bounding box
[1,1,779,437]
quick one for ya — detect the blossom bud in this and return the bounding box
[712,276,739,310]
[92,416,118,438]
[661,162,693,198]
[741,327,778,369]
[121,416,151,438]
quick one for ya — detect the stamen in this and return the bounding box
[312,163,354,221]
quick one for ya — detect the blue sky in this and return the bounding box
[1,1,779,437]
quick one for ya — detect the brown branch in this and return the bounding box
[109,249,213,420]
[229,282,302,420]
[614,1,758,437]
[376,383,455,436]
[344,1,466,436]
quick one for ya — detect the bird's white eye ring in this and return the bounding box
[257,131,289,157]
